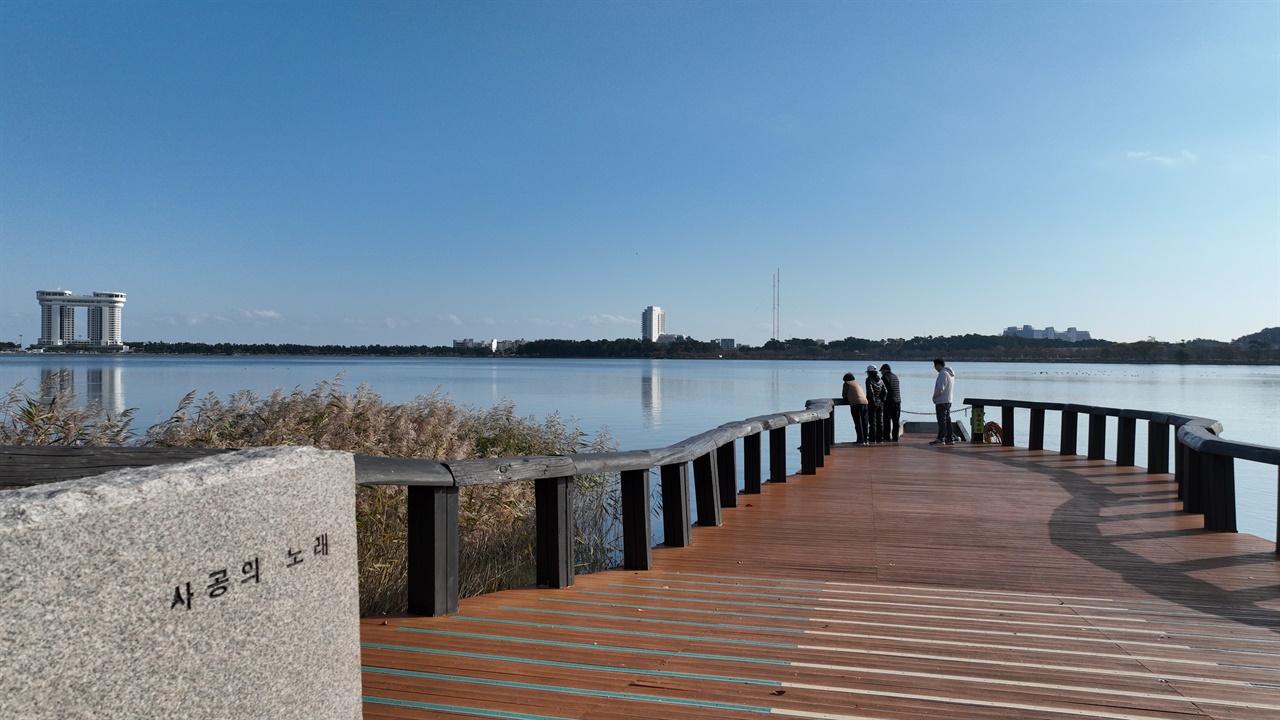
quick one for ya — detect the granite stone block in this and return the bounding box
[0,446,360,719]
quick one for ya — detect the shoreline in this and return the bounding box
[5,351,1277,366]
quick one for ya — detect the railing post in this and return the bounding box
[970,404,984,443]
[716,441,737,508]
[692,452,722,527]
[1029,408,1046,450]
[620,468,652,570]
[1183,446,1205,514]
[1116,416,1137,467]
[1175,438,1188,500]
[769,427,787,483]
[660,462,691,547]
[1203,454,1237,532]
[1001,405,1016,447]
[800,421,817,475]
[824,413,835,455]
[1087,413,1107,460]
[1060,409,1078,456]
[1148,420,1170,474]
[743,432,762,494]
[535,476,573,588]
[815,418,826,468]
[406,485,459,616]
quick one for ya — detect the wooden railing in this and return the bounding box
[355,398,838,614]
[964,397,1280,554]
[2,398,839,617]
[17,394,1270,615]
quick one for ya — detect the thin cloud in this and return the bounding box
[583,314,639,326]
[1126,150,1197,167]
[438,314,462,326]
[152,311,235,326]
[236,309,284,326]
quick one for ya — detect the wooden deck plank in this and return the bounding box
[362,436,1280,720]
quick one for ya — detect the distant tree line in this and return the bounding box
[124,342,453,356]
[113,330,1280,364]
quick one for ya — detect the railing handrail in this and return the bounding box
[962,397,1272,463]
[0,399,837,490]
[963,397,1225,433]
[1176,424,1280,465]
[357,398,836,487]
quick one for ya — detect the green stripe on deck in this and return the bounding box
[363,666,772,715]
[440,614,805,647]
[363,696,570,720]
[371,634,788,668]
[365,641,786,685]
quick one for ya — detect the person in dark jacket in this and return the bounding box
[864,365,887,444]
[879,363,901,442]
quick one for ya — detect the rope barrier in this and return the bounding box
[899,405,972,417]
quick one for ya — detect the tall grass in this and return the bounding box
[0,371,135,446]
[3,373,622,615]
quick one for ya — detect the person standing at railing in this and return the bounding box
[865,365,887,444]
[931,358,956,445]
[880,363,901,442]
[842,372,869,445]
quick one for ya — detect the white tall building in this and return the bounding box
[37,290,127,348]
[641,306,665,342]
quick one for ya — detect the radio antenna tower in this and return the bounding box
[772,269,780,342]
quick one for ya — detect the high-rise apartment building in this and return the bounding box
[37,290,127,348]
[641,306,665,342]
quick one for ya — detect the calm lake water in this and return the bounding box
[3,355,1277,541]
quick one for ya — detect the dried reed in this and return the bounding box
[2,374,622,615]
[0,370,136,446]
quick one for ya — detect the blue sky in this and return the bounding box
[2,0,1276,346]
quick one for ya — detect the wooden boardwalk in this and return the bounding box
[361,436,1280,720]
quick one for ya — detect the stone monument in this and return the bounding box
[0,446,361,719]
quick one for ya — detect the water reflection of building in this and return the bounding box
[39,365,126,417]
[86,366,125,416]
[40,367,74,400]
[641,363,663,428]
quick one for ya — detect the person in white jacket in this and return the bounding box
[930,358,956,445]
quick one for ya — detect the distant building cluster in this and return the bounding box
[1003,325,1092,342]
[453,338,525,352]
[36,290,127,350]
[641,305,734,348]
